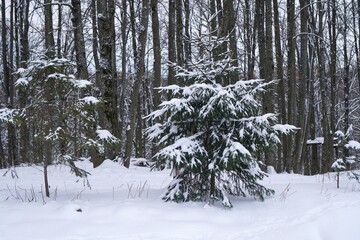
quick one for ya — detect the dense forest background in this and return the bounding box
[1,0,360,176]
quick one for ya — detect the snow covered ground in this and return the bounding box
[1,160,360,240]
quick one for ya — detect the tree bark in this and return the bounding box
[97,0,119,155]
[294,0,310,173]
[119,0,128,157]
[316,1,332,173]
[223,0,238,84]
[184,0,191,68]
[57,0,62,58]
[18,0,30,164]
[151,0,161,109]
[168,0,176,88]
[273,0,287,172]
[0,125,5,168]
[124,0,149,168]
[44,0,55,59]
[343,0,350,158]
[71,0,89,80]
[286,0,297,172]
[176,0,184,69]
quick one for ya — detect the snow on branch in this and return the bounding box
[0,108,19,124]
[96,129,119,144]
[80,96,100,105]
[155,133,205,165]
[345,140,360,150]
[273,124,300,134]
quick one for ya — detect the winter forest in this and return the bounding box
[1,0,360,208]
[2,1,360,239]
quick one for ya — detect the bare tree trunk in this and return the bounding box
[255,0,265,80]
[244,0,253,79]
[97,0,119,159]
[44,163,50,197]
[119,0,128,157]
[210,0,217,38]
[294,0,310,173]
[273,0,287,172]
[57,0,62,58]
[135,94,144,158]
[88,0,103,167]
[317,1,331,173]
[18,0,30,164]
[71,0,89,80]
[8,0,17,167]
[168,0,176,88]
[124,0,149,168]
[71,0,93,160]
[176,0,184,69]
[286,0,297,172]
[223,0,238,84]
[151,0,161,109]
[351,0,360,91]
[91,0,101,85]
[184,0,191,68]
[44,0,55,59]
[321,0,336,172]
[328,0,336,143]
[343,0,350,158]
[0,125,5,168]
[2,0,16,167]
[264,0,275,168]
[43,0,56,189]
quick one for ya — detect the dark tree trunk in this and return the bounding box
[119,0,128,157]
[223,0,238,84]
[97,0,119,158]
[343,0,350,158]
[316,1,331,174]
[273,0,287,172]
[151,0,161,109]
[71,0,89,80]
[294,0,310,173]
[91,0,101,86]
[57,0,62,58]
[321,0,336,172]
[44,0,55,59]
[184,0,191,68]
[286,0,297,172]
[176,0,184,69]
[0,125,5,168]
[351,0,360,92]
[245,0,255,79]
[264,0,275,168]
[18,0,30,164]
[124,0,149,168]
[168,0,176,88]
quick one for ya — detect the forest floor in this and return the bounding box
[1,160,360,240]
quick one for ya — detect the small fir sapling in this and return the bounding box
[147,61,296,207]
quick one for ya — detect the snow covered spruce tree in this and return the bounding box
[332,126,360,187]
[15,58,119,197]
[147,36,295,207]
